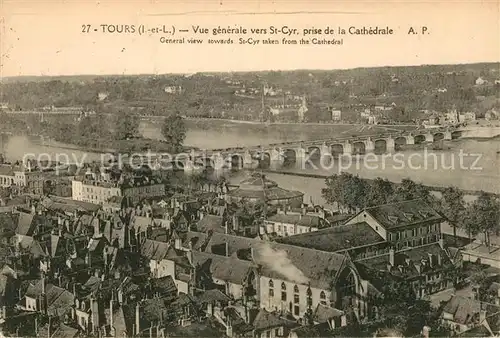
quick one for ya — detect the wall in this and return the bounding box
[264,220,318,237]
[259,276,330,319]
[345,211,387,240]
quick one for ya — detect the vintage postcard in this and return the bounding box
[0,1,499,337]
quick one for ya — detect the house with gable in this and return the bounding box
[198,232,369,323]
[440,295,500,336]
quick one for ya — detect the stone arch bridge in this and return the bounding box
[157,127,461,171]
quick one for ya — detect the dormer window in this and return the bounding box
[403,213,415,221]
[418,210,430,218]
[388,215,399,224]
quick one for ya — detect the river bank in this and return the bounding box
[261,169,498,199]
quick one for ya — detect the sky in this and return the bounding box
[1,0,499,77]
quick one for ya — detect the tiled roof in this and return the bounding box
[182,231,209,251]
[458,323,493,337]
[0,212,18,237]
[50,323,79,338]
[42,196,101,213]
[204,232,346,289]
[290,322,332,337]
[252,309,299,331]
[140,239,170,261]
[197,289,231,303]
[277,222,384,252]
[47,289,75,317]
[442,295,483,325]
[356,243,453,279]
[313,304,344,324]
[266,213,327,228]
[196,215,225,233]
[15,211,36,236]
[150,275,177,297]
[0,166,14,176]
[364,199,443,230]
[192,251,253,284]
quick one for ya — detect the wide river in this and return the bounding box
[2,119,499,204]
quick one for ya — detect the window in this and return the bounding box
[281,282,287,301]
[269,279,274,298]
[294,285,299,293]
[294,305,299,316]
[307,287,312,307]
[320,291,327,305]
[294,294,299,304]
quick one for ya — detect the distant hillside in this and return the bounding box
[1,62,499,122]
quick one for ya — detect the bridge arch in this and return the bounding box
[451,130,462,139]
[335,265,363,313]
[258,152,271,169]
[374,139,387,153]
[307,146,321,159]
[331,143,344,156]
[352,141,366,155]
[414,134,426,144]
[433,132,445,141]
[170,160,185,171]
[230,154,243,170]
[394,136,407,145]
[283,149,297,163]
[196,157,214,169]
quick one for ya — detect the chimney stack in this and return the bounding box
[109,296,114,329]
[438,236,444,249]
[389,248,395,266]
[480,310,487,323]
[422,325,430,338]
[135,302,141,336]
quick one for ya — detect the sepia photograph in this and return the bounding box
[0,1,499,337]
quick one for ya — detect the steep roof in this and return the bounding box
[15,211,36,236]
[356,243,453,279]
[252,309,299,331]
[313,304,344,324]
[150,276,177,297]
[192,251,253,284]
[442,295,484,325]
[196,215,225,233]
[277,222,384,252]
[364,199,443,230]
[204,232,347,289]
[140,239,170,261]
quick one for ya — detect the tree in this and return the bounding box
[161,112,187,153]
[391,178,430,202]
[364,178,394,207]
[114,111,139,140]
[463,192,500,249]
[440,187,466,246]
[322,173,362,213]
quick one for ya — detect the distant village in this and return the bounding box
[0,150,499,337]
